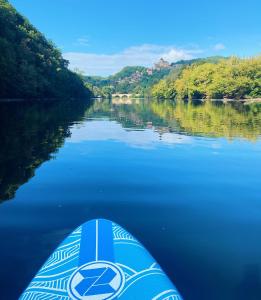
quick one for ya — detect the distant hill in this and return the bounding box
[171,56,226,66]
[84,56,226,98]
[152,56,261,100]
[85,65,170,97]
[0,0,91,99]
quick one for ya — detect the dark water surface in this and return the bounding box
[0,98,261,300]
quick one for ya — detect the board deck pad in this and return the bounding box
[20,219,183,300]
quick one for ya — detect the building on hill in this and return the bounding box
[147,68,153,75]
[154,58,170,70]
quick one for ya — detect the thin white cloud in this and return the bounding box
[63,44,202,76]
[68,120,192,149]
[213,43,226,51]
[75,37,89,46]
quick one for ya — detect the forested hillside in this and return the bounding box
[84,57,227,98]
[85,66,171,97]
[0,0,91,99]
[152,56,261,100]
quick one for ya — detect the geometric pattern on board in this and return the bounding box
[19,219,183,300]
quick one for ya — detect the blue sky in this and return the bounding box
[10,0,261,76]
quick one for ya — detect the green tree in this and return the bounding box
[0,0,91,99]
[152,56,261,100]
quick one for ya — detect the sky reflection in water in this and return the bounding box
[0,99,261,300]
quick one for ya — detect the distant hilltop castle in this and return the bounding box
[147,58,171,75]
[154,58,170,70]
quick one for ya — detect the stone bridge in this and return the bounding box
[112,93,132,99]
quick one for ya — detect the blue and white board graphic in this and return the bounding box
[20,219,183,300]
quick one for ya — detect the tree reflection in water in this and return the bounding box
[0,99,92,202]
[0,98,260,202]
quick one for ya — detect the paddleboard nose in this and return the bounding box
[19,219,183,300]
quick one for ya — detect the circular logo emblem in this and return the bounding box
[68,261,125,300]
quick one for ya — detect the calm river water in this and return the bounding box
[0,98,261,300]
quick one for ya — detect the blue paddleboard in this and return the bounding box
[20,219,183,299]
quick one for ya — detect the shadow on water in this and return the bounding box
[0,99,93,202]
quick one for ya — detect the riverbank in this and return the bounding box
[150,98,261,103]
[151,56,261,100]
[0,97,92,103]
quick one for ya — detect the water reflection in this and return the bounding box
[0,98,261,300]
[86,98,261,140]
[0,98,260,202]
[151,100,261,140]
[0,100,92,202]
[68,120,191,148]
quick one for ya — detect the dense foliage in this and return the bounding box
[0,0,91,99]
[85,57,229,98]
[172,56,226,67]
[84,66,171,97]
[152,56,261,100]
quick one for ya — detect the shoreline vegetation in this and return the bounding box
[1,97,261,104]
[85,56,261,102]
[84,57,228,98]
[0,0,91,100]
[151,56,261,100]
[0,0,260,102]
